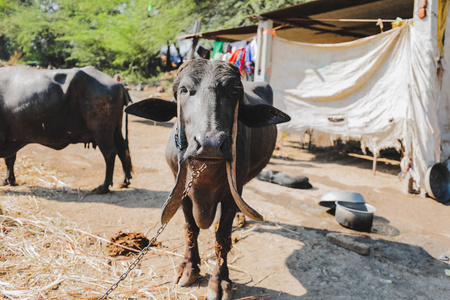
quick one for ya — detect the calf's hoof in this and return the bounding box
[1,177,16,186]
[235,213,246,228]
[206,277,233,300]
[120,178,131,188]
[174,262,200,287]
[92,184,110,194]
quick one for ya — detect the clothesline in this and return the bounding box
[250,14,402,23]
[278,18,400,23]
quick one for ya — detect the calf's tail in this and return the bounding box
[123,88,133,144]
[123,87,133,175]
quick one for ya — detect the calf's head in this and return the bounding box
[175,59,242,162]
[126,59,290,225]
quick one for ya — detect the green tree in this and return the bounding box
[0,35,12,61]
[0,0,19,61]
[53,0,200,75]
[1,0,307,76]
[1,0,72,67]
[194,0,306,30]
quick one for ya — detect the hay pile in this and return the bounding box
[0,155,259,299]
[7,155,72,190]
[0,192,205,299]
[0,156,202,299]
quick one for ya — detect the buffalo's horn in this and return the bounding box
[226,161,263,221]
[226,101,264,221]
[161,95,187,224]
[161,159,187,224]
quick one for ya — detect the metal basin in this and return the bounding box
[425,163,450,203]
[335,201,376,232]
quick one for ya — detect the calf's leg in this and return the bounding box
[235,212,246,227]
[175,197,201,286]
[1,154,17,186]
[207,201,236,300]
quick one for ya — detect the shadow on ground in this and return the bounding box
[278,139,401,176]
[1,186,169,209]
[231,221,450,299]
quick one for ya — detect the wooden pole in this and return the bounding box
[255,19,273,83]
[187,20,201,61]
[372,153,378,175]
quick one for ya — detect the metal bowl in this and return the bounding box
[319,191,365,208]
[335,201,376,232]
[425,163,450,203]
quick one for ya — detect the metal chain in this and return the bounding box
[98,159,206,299]
[183,160,207,199]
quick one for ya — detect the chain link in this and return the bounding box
[98,159,206,299]
[183,160,207,199]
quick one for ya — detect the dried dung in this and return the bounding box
[107,231,151,256]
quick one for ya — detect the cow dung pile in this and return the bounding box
[107,231,155,256]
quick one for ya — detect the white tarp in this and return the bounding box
[439,7,450,163]
[270,21,441,189]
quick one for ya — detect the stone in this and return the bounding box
[326,232,371,256]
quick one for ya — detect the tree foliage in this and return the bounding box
[0,0,306,77]
[197,0,303,29]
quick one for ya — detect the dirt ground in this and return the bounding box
[1,88,450,299]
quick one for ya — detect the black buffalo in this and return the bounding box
[0,66,132,193]
[126,59,290,299]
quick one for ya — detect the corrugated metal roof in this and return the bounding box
[257,0,414,42]
[178,0,414,43]
[177,25,258,43]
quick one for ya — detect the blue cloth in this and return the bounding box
[245,43,254,74]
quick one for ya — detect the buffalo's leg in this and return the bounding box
[207,201,236,300]
[93,137,116,194]
[1,154,17,186]
[175,196,201,286]
[114,126,132,188]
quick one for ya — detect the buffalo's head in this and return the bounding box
[126,59,290,225]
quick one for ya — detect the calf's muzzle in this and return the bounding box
[193,131,229,160]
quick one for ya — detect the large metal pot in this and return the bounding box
[335,201,376,232]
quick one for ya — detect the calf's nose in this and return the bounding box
[194,132,227,158]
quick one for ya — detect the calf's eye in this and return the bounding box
[231,87,242,96]
[180,86,188,95]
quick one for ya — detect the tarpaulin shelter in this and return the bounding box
[180,0,450,195]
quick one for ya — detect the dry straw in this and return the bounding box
[0,156,200,299]
[0,155,262,300]
[0,193,188,299]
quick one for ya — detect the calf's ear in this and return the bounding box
[239,104,291,127]
[125,98,177,122]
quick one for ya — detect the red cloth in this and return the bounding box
[228,48,246,71]
[228,49,241,63]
